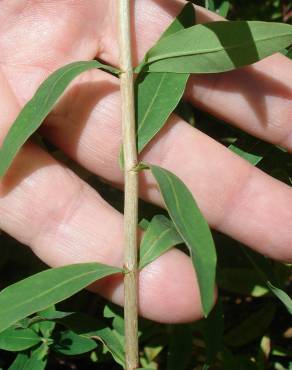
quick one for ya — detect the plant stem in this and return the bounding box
[118,1,139,370]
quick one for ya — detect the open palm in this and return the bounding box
[0,0,291,323]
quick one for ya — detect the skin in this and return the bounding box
[0,0,291,323]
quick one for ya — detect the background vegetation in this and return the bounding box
[0,1,291,369]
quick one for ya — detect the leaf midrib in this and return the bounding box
[0,267,119,317]
[137,73,167,134]
[146,33,292,64]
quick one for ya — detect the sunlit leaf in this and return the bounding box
[0,60,119,178]
[139,215,183,269]
[150,165,217,317]
[136,3,195,152]
[0,327,41,351]
[136,21,292,73]
[0,263,121,333]
[136,72,189,152]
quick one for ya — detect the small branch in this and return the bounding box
[118,1,139,370]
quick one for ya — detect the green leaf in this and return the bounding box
[167,325,193,370]
[162,2,196,38]
[54,330,97,355]
[136,3,194,152]
[217,268,268,297]
[228,136,271,166]
[0,60,119,178]
[136,21,292,73]
[218,2,230,17]
[0,263,121,333]
[23,343,48,370]
[57,312,125,367]
[0,327,41,351]
[205,0,215,11]
[243,249,292,315]
[8,353,29,370]
[37,306,57,338]
[150,165,217,317]
[202,300,224,366]
[224,303,276,347]
[267,282,292,315]
[136,72,189,152]
[139,215,183,269]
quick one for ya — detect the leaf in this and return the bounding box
[54,330,97,355]
[139,215,183,269]
[217,268,269,297]
[267,282,292,315]
[57,312,125,367]
[136,21,292,73]
[0,263,121,333]
[202,300,224,366]
[8,353,29,370]
[218,1,230,17]
[167,325,193,370]
[37,306,57,338]
[136,2,195,152]
[161,2,196,38]
[150,165,217,317]
[224,303,276,347]
[23,343,48,370]
[205,0,215,11]
[0,60,119,178]
[243,248,292,315]
[0,327,41,351]
[136,72,189,152]
[228,136,271,166]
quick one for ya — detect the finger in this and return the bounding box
[42,68,292,262]
[99,0,292,152]
[0,84,201,323]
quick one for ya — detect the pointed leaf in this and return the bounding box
[136,73,189,152]
[0,263,121,333]
[8,353,29,370]
[139,215,183,269]
[243,248,292,315]
[218,2,230,17]
[136,3,195,152]
[161,2,196,38]
[57,312,125,367]
[150,165,217,316]
[23,343,48,370]
[267,282,292,315]
[0,327,41,351]
[0,60,119,178]
[54,330,97,355]
[136,21,292,73]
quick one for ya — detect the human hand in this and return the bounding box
[0,0,291,323]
